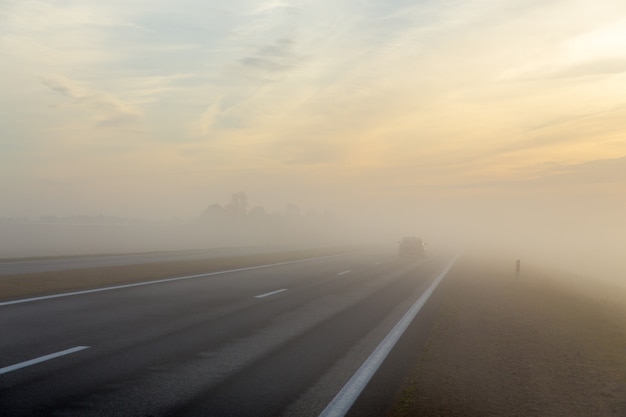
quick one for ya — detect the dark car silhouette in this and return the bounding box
[398,236,426,258]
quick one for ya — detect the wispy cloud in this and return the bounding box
[238,37,302,80]
[1,0,626,222]
[39,74,139,128]
[194,98,223,137]
[251,0,297,15]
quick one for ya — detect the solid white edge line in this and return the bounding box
[0,346,90,375]
[254,288,288,299]
[0,254,344,307]
[318,255,460,417]
[336,270,351,275]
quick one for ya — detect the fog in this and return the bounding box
[1,1,625,288]
[1,189,623,289]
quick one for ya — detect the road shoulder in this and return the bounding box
[0,247,351,301]
[388,256,626,417]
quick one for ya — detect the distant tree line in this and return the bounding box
[198,192,338,245]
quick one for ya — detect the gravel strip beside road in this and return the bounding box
[0,247,351,301]
[388,256,626,417]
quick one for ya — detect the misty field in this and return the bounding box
[389,257,626,417]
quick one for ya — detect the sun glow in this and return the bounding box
[565,19,626,62]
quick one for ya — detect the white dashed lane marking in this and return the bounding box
[0,346,90,375]
[254,289,288,299]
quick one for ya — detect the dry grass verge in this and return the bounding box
[0,247,351,301]
[389,256,626,417]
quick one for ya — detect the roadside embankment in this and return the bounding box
[388,256,626,417]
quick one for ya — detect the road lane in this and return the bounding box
[0,249,452,416]
[321,256,457,417]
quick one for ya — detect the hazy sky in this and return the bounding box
[2,0,626,225]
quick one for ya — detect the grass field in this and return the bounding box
[388,256,626,417]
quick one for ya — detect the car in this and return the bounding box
[398,236,426,258]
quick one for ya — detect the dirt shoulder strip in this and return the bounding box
[0,247,353,302]
[387,256,626,417]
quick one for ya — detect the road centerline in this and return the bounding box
[0,346,90,375]
[254,289,288,299]
[336,270,351,276]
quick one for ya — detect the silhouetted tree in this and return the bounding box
[199,203,227,224]
[226,192,248,218]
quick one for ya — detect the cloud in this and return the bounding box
[549,58,626,78]
[504,57,626,82]
[95,112,138,128]
[380,155,626,212]
[265,137,341,165]
[241,56,291,72]
[40,76,87,100]
[525,103,626,133]
[39,74,139,128]
[251,0,297,15]
[195,98,223,137]
[471,156,626,190]
[475,105,626,169]
[238,38,302,81]
[539,156,626,188]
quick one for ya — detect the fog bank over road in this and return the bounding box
[1,209,623,289]
[0,221,346,260]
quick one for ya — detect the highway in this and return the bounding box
[0,248,455,417]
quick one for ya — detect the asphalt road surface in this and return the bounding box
[0,248,454,417]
